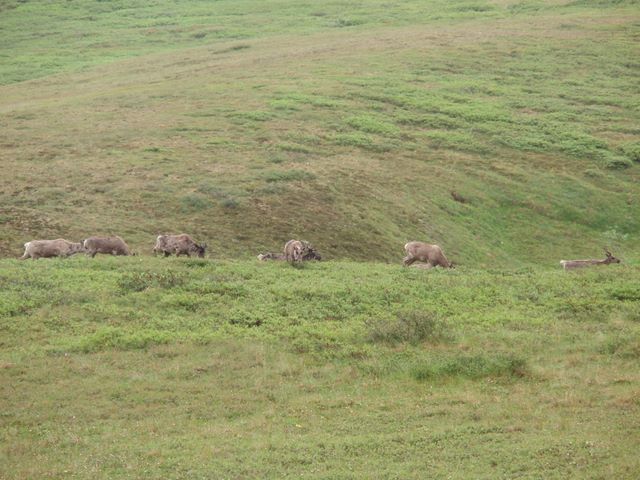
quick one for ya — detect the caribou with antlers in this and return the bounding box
[560,248,621,271]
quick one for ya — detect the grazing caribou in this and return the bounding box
[560,249,620,271]
[20,239,84,260]
[403,241,453,268]
[83,236,133,257]
[153,234,207,258]
[283,239,321,264]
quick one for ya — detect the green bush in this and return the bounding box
[411,353,528,381]
[221,197,240,209]
[599,335,640,359]
[118,271,186,292]
[621,142,640,163]
[332,132,374,148]
[366,310,452,345]
[602,151,633,169]
[68,327,172,353]
[345,115,400,136]
[277,142,313,154]
[332,18,364,27]
[180,193,210,211]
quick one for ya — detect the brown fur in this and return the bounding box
[20,239,84,260]
[560,249,620,270]
[83,236,132,257]
[153,234,206,258]
[403,241,452,268]
[450,191,467,204]
[283,239,321,263]
[284,240,304,263]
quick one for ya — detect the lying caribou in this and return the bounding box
[259,249,321,262]
[283,239,322,263]
[403,241,453,269]
[20,239,84,260]
[560,249,620,271]
[257,252,286,261]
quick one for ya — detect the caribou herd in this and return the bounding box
[17,233,620,270]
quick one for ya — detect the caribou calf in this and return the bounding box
[560,249,620,270]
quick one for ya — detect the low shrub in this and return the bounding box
[263,170,316,183]
[332,18,364,28]
[67,327,173,353]
[332,132,374,148]
[180,194,210,211]
[118,270,186,292]
[345,115,400,136]
[602,151,633,170]
[366,311,452,345]
[620,142,640,163]
[411,353,528,381]
[599,335,640,359]
[221,197,240,209]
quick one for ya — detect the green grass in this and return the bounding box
[1,258,639,478]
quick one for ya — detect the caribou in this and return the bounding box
[20,239,85,260]
[153,234,207,258]
[560,249,620,270]
[403,241,453,269]
[283,239,321,264]
[83,236,133,257]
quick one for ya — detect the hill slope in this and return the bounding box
[1,0,639,265]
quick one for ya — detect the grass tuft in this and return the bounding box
[262,170,316,182]
[410,353,528,381]
[63,327,173,353]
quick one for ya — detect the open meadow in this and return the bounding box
[1,0,640,478]
[1,258,639,478]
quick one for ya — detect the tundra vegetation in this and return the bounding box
[1,0,639,478]
[0,258,639,478]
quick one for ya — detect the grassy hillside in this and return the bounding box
[1,0,639,265]
[1,258,639,478]
[2,3,640,477]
